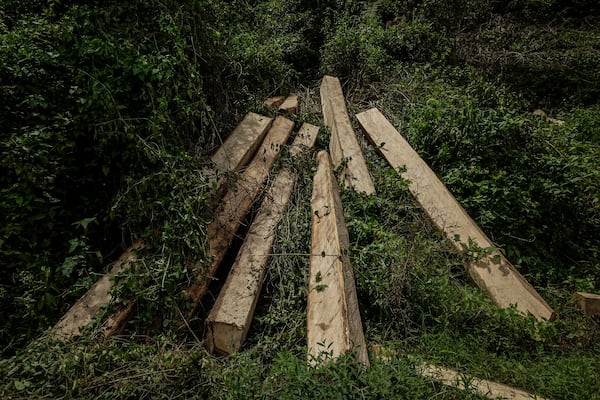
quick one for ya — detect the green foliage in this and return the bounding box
[321,3,452,83]
[1,0,599,399]
[0,0,304,354]
[365,66,600,287]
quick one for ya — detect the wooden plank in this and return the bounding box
[418,364,549,400]
[279,95,299,114]
[371,346,549,400]
[210,112,273,173]
[205,170,295,354]
[264,96,286,109]
[356,108,554,321]
[51,115,272,341]
[205,123,318,354]
[50,240,144,340]
[574,292,600,316]
[320,75,375,195]
[289,123,320,156]
[185,116,294,317]
[307,150,369,365]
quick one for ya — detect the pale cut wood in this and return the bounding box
[573,292,600,316]
[279,95,299,114]
[264,96,286,109]
[51,241,144,340]
[320,75,375,195]
[356,108,554,321]
[419,364,549,400]
[289,123,320,156]
[205,170,295,354]
[52,116,272,341]
[533,109,565,126]
[307,150,369,365]
[185,116,294,317]
[205,124,318,355]
[210,112,273,173]
[371,345,549,400]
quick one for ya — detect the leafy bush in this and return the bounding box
[0,0,303,354]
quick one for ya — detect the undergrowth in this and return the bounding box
[1,0,599,399]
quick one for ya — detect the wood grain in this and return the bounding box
[185,116,294,317]
[307,150,369,365]
[320,75,375,194]
[356,107,554,321]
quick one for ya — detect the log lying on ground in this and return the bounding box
[419,364,549,400]
[210,112,273,175]
[205,171,295,354]
[320,75,375,195]
[371,345,549,400]
[185,116,294,318]
[50,241,144,340]
[573,292,600,316]
[279,95,299,114]
[264,96,286,109]
[307,150,369,365]
[205,123,318,355]
[356,107,554,321]
[289,123,320,156]
[53,114,273,340]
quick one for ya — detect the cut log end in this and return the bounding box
[574,291,600,316]
[279,95,299,114]
[263,96,286,109]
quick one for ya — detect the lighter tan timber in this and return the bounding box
[205,123,319,354]
[356,108,554,321]
[307,150,369,365]
[320,75,375,194]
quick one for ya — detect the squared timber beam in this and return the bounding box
[573,292,600,316]
[205,123,319,354]
[185,116,294,318]
[307,150,369,365]
[356,107,554,321]
[320,75,375,194]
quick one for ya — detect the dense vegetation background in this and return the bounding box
[1,0,599,398]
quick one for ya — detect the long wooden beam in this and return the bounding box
[52,114,273,340]
[210,112,273,173]
[185,116,294,317]
[320,75,375,195]
[418,364,549,400]
[205,170,295,354]
[307,150,369,365]
[205,123,319,354]
[356,108,554,321]
[50,240,144,339]
[371,346,549,400]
